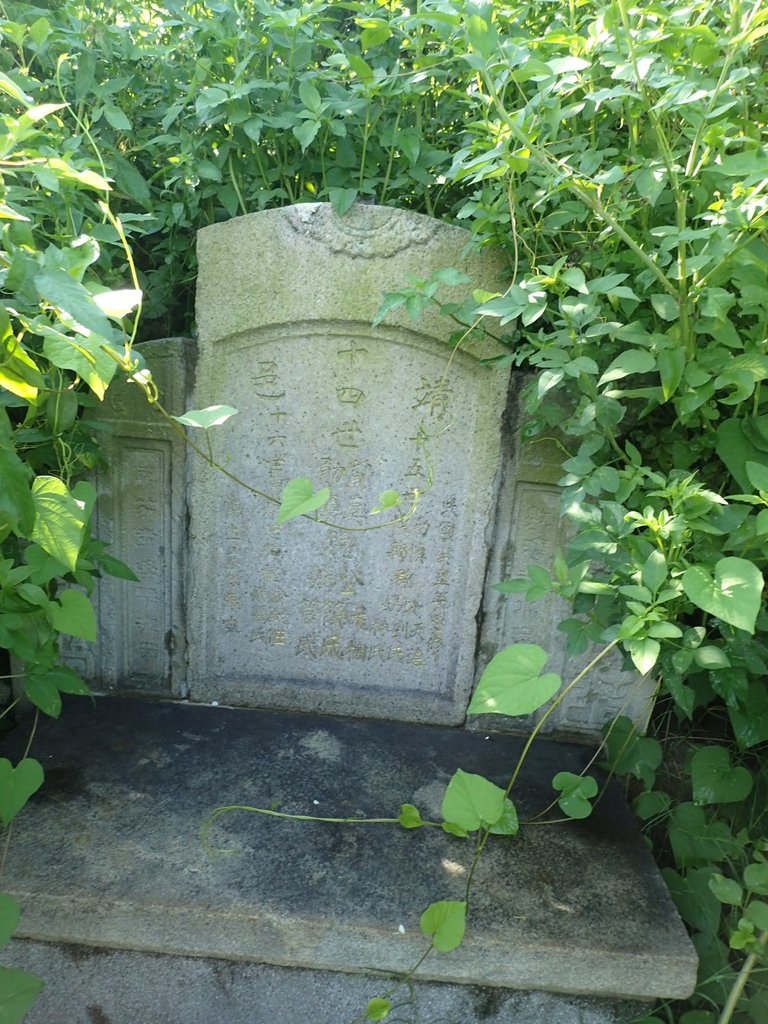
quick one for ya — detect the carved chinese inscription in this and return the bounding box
[188,204,510,724]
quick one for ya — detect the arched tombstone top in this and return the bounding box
[195,203,506,358]
[188,203,512,724]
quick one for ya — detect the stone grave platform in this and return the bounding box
[3,696,696,1023]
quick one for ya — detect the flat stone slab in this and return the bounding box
[2,698,696,1006]
[4,940,645,1024]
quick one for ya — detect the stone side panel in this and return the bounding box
[61,339,189,696]
[475,392,657,739]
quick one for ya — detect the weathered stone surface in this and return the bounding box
[477,412,657,737]
[61,339,189,696]
[3,697,697,1005]
[5,941,647,1024]
[189,204,509,724]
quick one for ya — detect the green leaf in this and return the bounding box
[34,268,115,339]
[602,717,662,788]
[708,874,742,907]
[744,900,768,930]
[552,772,598,819]
[419,900,466,952]
[277,478,330,524]
[298,80,322,112]
[729,679,768,749]
[658,348,686,400]
[23,674,61,718]
[651,294,678,321]
[0,70,33,104]
[348,55,373,84]
[716,416,768,491]
[0,966,44,1023]
[641,551,667,594]
[360,23,391,51]
[627,637,660,675]
[598,350,656,386]
[662,867,722,935]
[293,119,321,151]
[38,666,90,696]
[0,758,44,826]
[104,105,132,131]
[365,997,391,1021]
[441,821,469,839]
[370,490,400,515]
[40,325,117,400]
[632,790,670,821]
[97,553,139,582]
[466,14,497,58]
[682,557,764,633]
[699,649,737,677]
[468,644,561,717]
[744,862,768,895]
[328,188,357,216]
[172,405,238,429]
[547,56,590,74]
[488,799,519,836]
[668,803,741,869]
[745,460,768,493]
[50,589,97,642]
[31,476,86,572]
[398,804,423,829]
[442,770,507,831]
[0,448,34,536]
[93,289,142,319]
[0,895,20,949]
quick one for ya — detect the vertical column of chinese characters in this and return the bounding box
[386,537,428,670]
[429,496,458,664]
[251,358,291,653]
[328,339,368,517]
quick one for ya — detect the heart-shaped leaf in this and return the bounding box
[691,746,753,805]
[277,478,330,524]
[468,644,561,717]
[552,772,599,819]
[50,588,96,642]
[397,804,423,829]
[441,770,506,832]
[682,557,764,634]
[172,405,238,429]
[0,758,44,826]
[0,966,44,1023]
[419,900,466,952]
[365,997,391,1021]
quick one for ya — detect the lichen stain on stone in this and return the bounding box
[298,730,343,763]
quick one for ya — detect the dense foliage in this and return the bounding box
[1,0,767,1021]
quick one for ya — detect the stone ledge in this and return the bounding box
[2,697,697,1003]
[4,940,648,1024]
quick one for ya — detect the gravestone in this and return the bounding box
[188,204,509,724]
[70,203,655,736]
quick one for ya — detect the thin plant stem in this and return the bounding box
[717,931,768,1024]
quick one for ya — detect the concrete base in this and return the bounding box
[5,940,647,1024]
[1,697,696,1022]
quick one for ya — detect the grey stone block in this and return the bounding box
[476,408,657,738]
[61,339,189,696]
[189,204,510,724]
[4,940,649,1024]
[2,697,697,1009]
